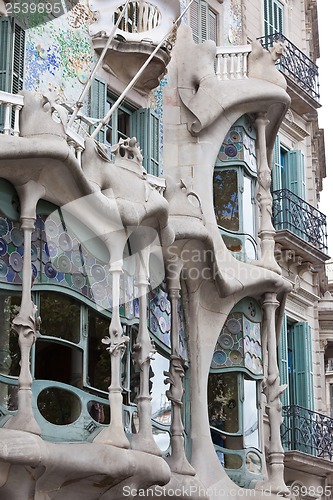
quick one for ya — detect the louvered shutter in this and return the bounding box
[291,322,314,410]
[190,0,217,44]
[200,1,208,42]
[208,7,217,43]
[133,108,160,176]
[264,0,284,37]
[90,77,107,143]
[277,314,289,407]
[0,17,13,92]
[190,0,199,43]
[285,150,306,199]
[12,22,25,94]
[272,134,282,191]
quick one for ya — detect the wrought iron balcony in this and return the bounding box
[272,189,328,253]
[257,33,320,103]
[281,405,333,460]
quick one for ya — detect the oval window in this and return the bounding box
[87,401,110,424]
[37,387,81,425]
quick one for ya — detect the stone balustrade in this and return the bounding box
[0,91,24,136]
[215,44,252,80]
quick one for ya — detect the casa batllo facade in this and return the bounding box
[0,0,331,498]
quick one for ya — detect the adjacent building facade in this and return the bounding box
[0,0,331,498]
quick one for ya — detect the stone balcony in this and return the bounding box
[88,0,180,93]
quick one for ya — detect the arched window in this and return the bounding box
[213,116,258,262]
[208,297,264,488]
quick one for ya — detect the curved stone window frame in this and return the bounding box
[208,297,264,488]
[214,116,258,262]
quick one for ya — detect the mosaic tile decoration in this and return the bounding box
[24,0,97,108]
[211,312,263,376]
[149,286,188,360]
[0,209,187,355]
[218,123,257,173]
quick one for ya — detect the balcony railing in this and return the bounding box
[0,91,24,136]
[257,33,320,102]
[281,405,333,460]
[272,189,328,253]
[215,45,252,80]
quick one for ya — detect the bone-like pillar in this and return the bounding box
[165,264,195,475]
[254,113,281,274]
[5,181,45,435]
[261,292,289,495]
[131,248,161,455]
[94,260,130,448]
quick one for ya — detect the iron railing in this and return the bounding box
[281,405,333,460]
[257,33,320,102]
[272,189,328,253]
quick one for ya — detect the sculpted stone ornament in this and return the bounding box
[0,0,9,16]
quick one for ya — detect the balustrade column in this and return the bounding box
[131,247,161,455]
[165,266,195,475]
[5,181,45,435]
[3,103,11,135]
[254,113,281,274]
[94,260,130,448]
[261,292,289,496]
[13,105,22,136]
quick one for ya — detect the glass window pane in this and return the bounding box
[87,309,110,392]
[39,292,80,343]
[0,294,21,377]
[150,353,171,425]
[208,372,239,434]
[0,381,18,411]
[242,176,254,237]
[87,400,110,424]
[243,378,259,449]
[35,340,83,388]
[37,387,81,425]
[118,109,131,141]
[213,169,239,231]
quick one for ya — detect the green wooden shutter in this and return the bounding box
[277,314,289,407]
[190,0,217,44]
[190,0,200,44]
[291,322,314,410]
[0,17,13,92]
[12,22,25,94]
[264,0,284,37]
[208,6,217,43]
[272,134,282,191]
[0,18,25,93]
[133,108,160,176]
[285,150,306,199]
[90,77,107,143]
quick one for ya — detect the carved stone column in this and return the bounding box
[261,292,289,495]
[5,181,45,435]
[94,259,130,448]
[165,266,195,475]
[254,113,281,274]
[131,248,161,455]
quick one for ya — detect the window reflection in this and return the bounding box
[87,401,110,424]
[39,292,80,343]
[208,372,239,434]
[0,294,20,378]
[213,169,239,231]
[243,378,259,449]
[37,387,81,425]
[0,381,18,411]
[152,426,171,453]
[150,353,171,425]
[88,309,110,392]
[35,340,83,388]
